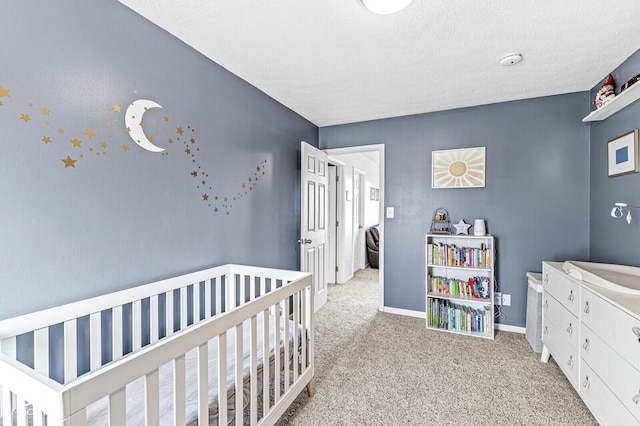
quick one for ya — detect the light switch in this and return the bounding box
[386,207,395,219]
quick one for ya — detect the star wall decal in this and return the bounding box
[0,85,10,98]
[62,156,77,168]
[20,113,30,122]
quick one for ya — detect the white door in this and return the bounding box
[300,142,329,312]
[353,171,364,273]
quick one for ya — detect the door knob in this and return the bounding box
[297,239,312,245]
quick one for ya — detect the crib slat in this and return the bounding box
[274,302,281,404]
[132,299,142,352]
[262,309,270,417]
[197,343,208,425]
[204,279,212,318]
[32,405,44,426]
[218,331,228,425]
[194,283,201,323]
[2,386,11,426]
[250,276,256,301]
[16,396,26,426]
[109,387,125,426]
[250,315,258,425]
[166,290,175,336]
[64,320,77,383]
[259,276,265,297]
[145,369,159,425]
[215,277,223,314]
[112,306,123,361]
[89,312,101,371]
[173,354,186,426]
[235,323,243,425]
[293,292,299,381]
[34,328,49,377]
[239,276,246,306]
[150,294,159,344]
[180,286,188,330]
[283,300,290,392]
[301,290,307,371]
[228,274,236,310]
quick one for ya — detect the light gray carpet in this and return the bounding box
[275,268,596,425]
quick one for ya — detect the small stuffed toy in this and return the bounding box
[621,73,640,93]
[593,74,615,109]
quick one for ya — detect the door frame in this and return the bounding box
[323,144,385,312]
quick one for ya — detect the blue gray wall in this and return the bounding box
[0,1,317,320]
[589,49,640,265]
[320,93,590,327]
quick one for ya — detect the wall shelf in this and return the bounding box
[583,82,640,122]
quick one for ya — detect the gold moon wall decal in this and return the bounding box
[125,99,165,152]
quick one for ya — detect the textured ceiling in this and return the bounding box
[118,0,640,127]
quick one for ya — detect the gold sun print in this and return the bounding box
[432,147,485,188]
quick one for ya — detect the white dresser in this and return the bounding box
[542,261,640,425]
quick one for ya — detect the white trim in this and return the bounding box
[323,144,385,311]
[383,306,426,319]
[495,323,526,334]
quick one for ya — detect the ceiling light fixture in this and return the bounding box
[499,53,523,66]
[361,0,414,15]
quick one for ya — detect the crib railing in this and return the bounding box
[0,264,313,425]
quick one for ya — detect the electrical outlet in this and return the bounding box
[494,292,502,305]
[502,294,511,306]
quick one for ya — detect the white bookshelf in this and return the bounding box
[426,234,495,339]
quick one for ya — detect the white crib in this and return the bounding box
[0,264,314,425]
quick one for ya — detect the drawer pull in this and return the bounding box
[583,376,590,389]
[544,326,548,336]
[583,338,590,351]
[567,355,574,367]
[544,274,548,283]
[568,290,574,302]
[633,326,640,343]
[583,302,590,314]
[544,300,548,310]
[633,391,640,404]
[566,323,573,335]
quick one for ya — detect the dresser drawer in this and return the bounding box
[543,321,579,389]
[580,360,638,425]
[543,291,579,348]
[543,266,580,317]
[581,287,640,368]
[581,324,640,422]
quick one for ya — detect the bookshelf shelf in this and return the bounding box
[426,233,495,339]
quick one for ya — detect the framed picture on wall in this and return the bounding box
[432,147,486,188]
[608,129,639,177]
[370,187,376,200]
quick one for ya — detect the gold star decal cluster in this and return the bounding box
[2,84,269,217]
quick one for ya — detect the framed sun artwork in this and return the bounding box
[432,147,486,188]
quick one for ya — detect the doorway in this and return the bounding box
[324,144,385,311]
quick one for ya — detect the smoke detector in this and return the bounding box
[499,53,523,66]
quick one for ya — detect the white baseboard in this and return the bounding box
[382,306,426,319]
[495,323,526,334]
[382,306,526,334]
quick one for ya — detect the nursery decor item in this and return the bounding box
[593,74,616,109]
[432,147,486,188]
[430,207,452,234]
[473,219,487,236]
[453,219,471,235]
[607,129,639,177]
[621,72,640,93]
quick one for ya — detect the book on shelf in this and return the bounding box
[428,275,491,300]
[426,242,491,268]
[427,297,490,334]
